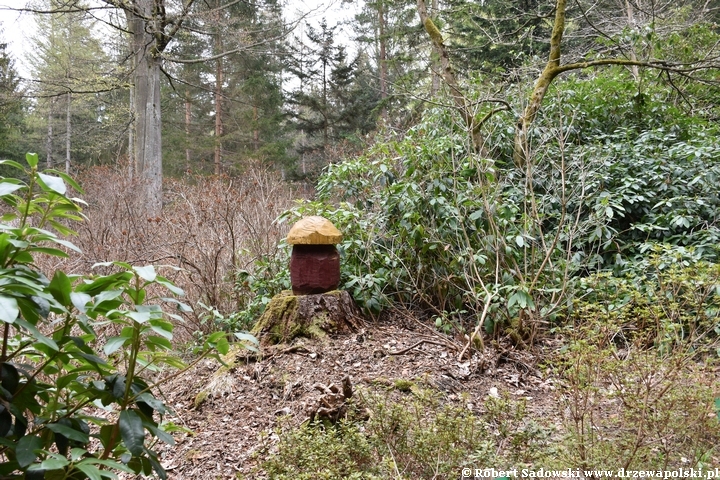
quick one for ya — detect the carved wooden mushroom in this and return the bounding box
[287,216,342,295]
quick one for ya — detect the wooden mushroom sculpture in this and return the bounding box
[287,216,342,295]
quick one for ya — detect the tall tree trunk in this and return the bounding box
[322,55,328,161]
[378,0,388,123]
[430,0,441,96]
[46,97,54,169]
[214,19,223,175]
[185,92,192,172]
[625,0,640,80]
[126,1,163,216]
[128,80,135,180]
[253,105,259,152]
[65,92,71,174]
[513,0,567,167]
[417,0,487,155]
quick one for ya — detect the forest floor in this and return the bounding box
[152,311,564,479]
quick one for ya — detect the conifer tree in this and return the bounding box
[0,25,23,160]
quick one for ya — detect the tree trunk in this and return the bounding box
[65,92,71,174]
[213,0,224,175]
[46,97,54,169]
[128,77,135,180]
[214,46,223,175]
[417,0,487,155]
[253,104,259,152]
[513,0,566,167]
[252,290,363,346]
[378,0,388,123]
[126,0,163,216]
[430,0,441,96]
[625,0,640,81]
[185,92,192,172]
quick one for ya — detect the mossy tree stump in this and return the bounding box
[251,290,362,345]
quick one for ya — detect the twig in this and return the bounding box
[458,292,493,361]
[387,339,451,355]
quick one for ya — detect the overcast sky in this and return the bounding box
[0,0,358,79]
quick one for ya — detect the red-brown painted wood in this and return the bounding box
[289,244,340,295]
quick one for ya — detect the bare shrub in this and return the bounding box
[37,164,301,341]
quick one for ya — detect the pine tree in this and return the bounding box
[161,0,288,175]
[286,19,380,176]
[0,25,24,160]
[353,0,425,125]
[27,0,113,171]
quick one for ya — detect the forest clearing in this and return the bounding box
[1,0,720,478]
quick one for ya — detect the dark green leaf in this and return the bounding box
[16,434,43,467]
[118,410,145,456]
[77,457,135,474]
[94,290,124,307]
[31,247,69,258]
[46,422,90,444]
[1,363,20,395]
[145,423,175,446]
[149,319,173,339]
[144,335,171,351]
[0,159,25,170]
[25,469,45,480]
[103,336,128,356]
[0,407,11,437]
[15,318,59,351]
[136,392,166,415]
[146,450,167,480]
[75,464,103,480]
[48,271,72,307]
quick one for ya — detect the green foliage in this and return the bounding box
[261,387,556,478]
[579,127,720,263]
[262,420,380,479]
[0,154,232,478]
[558,300,720,469]
[278,69,720,335]
[545,69,703,141]
[280,106,596,338]
[443,0,553,75]
[0,30,23,161]
[232,246,291,330]
[572,248,720,355]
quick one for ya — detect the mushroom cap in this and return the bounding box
[287,216,342,245]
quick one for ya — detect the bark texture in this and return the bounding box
[251,290,363,345]
[417,0,488,155]
[126,0,164,216]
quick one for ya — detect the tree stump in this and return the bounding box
[251,290,363,345]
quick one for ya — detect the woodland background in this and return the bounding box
[1,0,720,477]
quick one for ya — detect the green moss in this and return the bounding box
[393,379,415,392]
[193,390,208,409]
[251,290,344,345]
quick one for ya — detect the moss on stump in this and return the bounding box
[251,290,362,345]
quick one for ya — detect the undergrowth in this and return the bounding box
[34,164,300,342]
[258,387,556,479]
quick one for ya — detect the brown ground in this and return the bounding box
[152,312,560,479]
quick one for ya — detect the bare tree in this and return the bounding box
[12,0,298,215]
